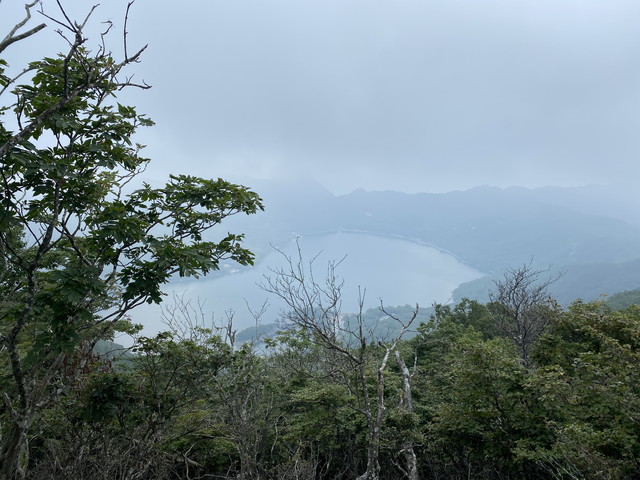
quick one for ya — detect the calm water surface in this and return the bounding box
[132,232,483,336]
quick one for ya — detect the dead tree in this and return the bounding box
[488,263,561,367]
[380,306,421,480]
[393,349,419,480]
[262,241,419,480]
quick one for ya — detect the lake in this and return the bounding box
[129,232,484,337]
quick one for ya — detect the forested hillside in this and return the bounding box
[234,181,640,270]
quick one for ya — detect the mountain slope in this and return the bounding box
[211,180,640,304]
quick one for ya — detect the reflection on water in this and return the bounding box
[131,232,484,336]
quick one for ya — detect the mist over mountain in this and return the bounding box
[133,179,640,336]
[215,180,640,310]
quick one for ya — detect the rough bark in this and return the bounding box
[395,350,419,480]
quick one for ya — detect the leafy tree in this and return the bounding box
[28,324,234,479]
[528,301,640,478]
[411,303,546,479]
[0,3,262,478]
[410,298,495,403]
[28,367,170,479]
[430,298,497,339]
[425,330,546,479]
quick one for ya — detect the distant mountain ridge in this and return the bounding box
[217,180,640,305]
[332,186,640,271]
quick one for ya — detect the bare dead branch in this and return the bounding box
[124,1,135,60]
[0,23,45,55]
[263,241,421,480]
[37,4,74,33]
[489,262,563,366]
[0,0,46,55]
[54,0,77,32]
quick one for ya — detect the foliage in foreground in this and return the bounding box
[6,297,637,480]
[0,3,262,478]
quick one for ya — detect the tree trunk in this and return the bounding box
[356,348,393,480]
[1,343,34,480]
[0,417,31,480]
[356,423,381,480]
[395,350,419,480]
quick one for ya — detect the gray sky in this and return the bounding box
[4,0,640,194]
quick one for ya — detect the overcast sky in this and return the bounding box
[3,0,640,194]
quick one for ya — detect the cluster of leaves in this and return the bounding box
[0,3,263,478]
[414,299,640,479]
